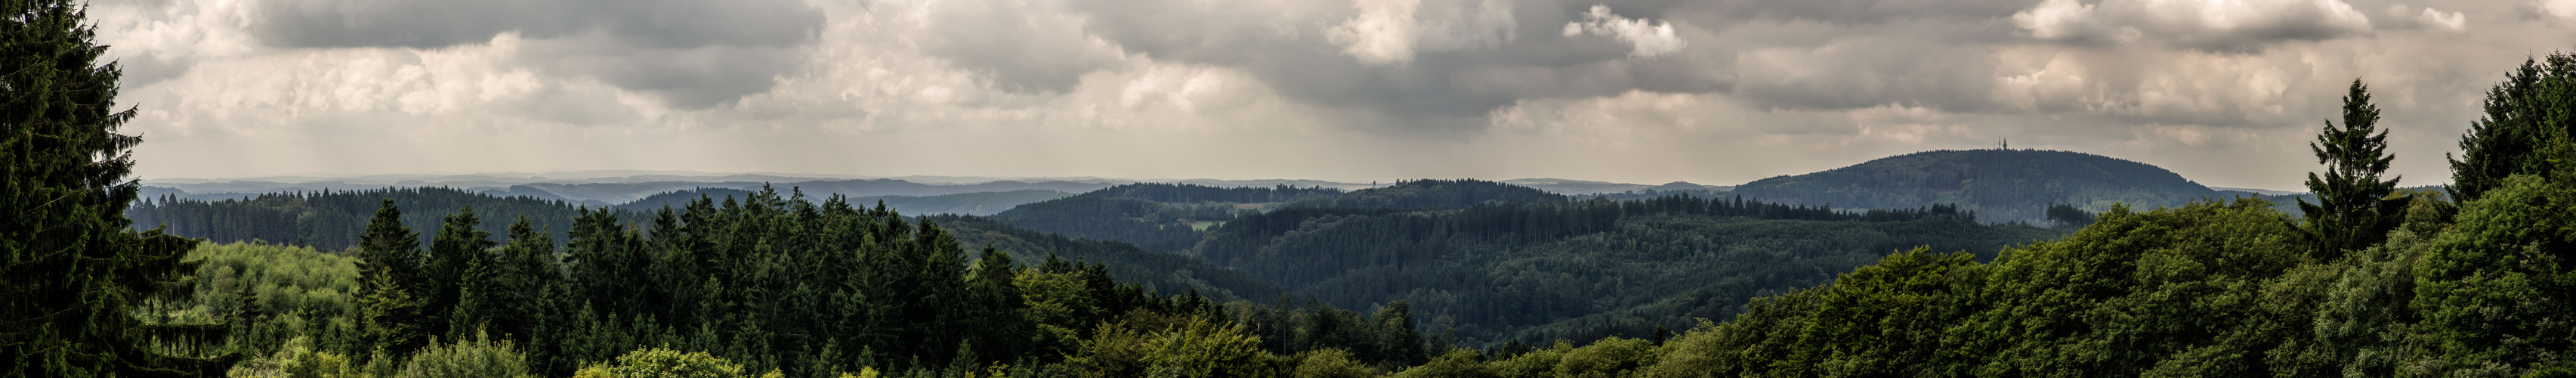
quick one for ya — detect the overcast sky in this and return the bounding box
[92,0,2576,188]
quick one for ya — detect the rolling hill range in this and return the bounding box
[137,150,2304,348]
[970,178,2066,345]
[1731,149,2245,224]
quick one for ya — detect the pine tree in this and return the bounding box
[0,0,237,375]
[2299,79,2408,259]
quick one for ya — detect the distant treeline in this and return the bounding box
[124,187,610,251]
[1072,182,1343,203]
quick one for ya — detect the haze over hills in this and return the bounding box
[139,172,1738,212]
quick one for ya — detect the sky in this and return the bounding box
[91,0,2576,189]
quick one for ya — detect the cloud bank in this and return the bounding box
[89,0,2576,189]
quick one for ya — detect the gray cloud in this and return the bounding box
[249,0,818,48]
[92,0,2576,190]
[249,0,821,108]
[914,0,1126,93]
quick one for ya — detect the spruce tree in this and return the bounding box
[2298,79,2408,259]
[0,0,236,376]
[424,206,494,339]
[354,200,428,354]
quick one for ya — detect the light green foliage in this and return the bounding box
[575,346,780,378]
[1552,337,1655,378]
[1388,349,1495,378]
[1017,268,1100,327]
[179,242,365,356]
[1487,341,1568,377]
[1289,348,1374,378]
[226,336,360,378]
[394,331,533,378]
[1067,315,1275,378]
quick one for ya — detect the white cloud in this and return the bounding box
[1562,5,1685,57]
[2380,4,2467,32]
[1329,0,1423,65]
[2419,8,2468,31]
[2015,0,2374,51]
[2543,0,2576,21]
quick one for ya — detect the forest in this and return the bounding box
[13,0,2576,374]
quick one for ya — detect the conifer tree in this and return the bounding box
[0,0,237,375]
[425,206,495,339]
[2449,52,2576,202]
[2299,79,2408,258]
[354,200,428,354]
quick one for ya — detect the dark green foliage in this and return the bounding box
[1289,179,1567,210]
[1200,194,2046,345]
[354,200,431,354]
[2300,79,2408,259]
[0,0,235,375]
[2043,203,2095,229]
[932,214,1284,302]
[1731,149,2226,223]
[987,196,1222,252]
[984,183,1333,252]
[1076,183,1342,204]
[2413,175,2576,373]
[2449,51,2576,202]
[425,206,498,342]
[616,187,1073,216]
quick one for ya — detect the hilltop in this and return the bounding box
[1731,149,2229,223]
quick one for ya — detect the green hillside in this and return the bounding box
[1731,149,2226,223]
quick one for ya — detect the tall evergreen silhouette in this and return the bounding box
[2298,79,2407,258]
[0,0,236,376]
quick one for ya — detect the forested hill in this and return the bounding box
[1196,195,2059,345]
[1070,182,1343,203]
[985,183,1339,252]
[616,187,1072,216]
[1285,178,1568,209]
[1731,149,2225,223]
[983,180,1558,253]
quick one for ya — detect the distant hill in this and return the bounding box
[1286,178,1568,209]
[1500,178,1653,194]
[987,183,1342,252]
[615,187,1073,216]
[1731,149,2227,224]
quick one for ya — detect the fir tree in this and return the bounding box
[2299,79,2408,258]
